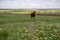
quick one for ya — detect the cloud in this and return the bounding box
[0,0,60,9]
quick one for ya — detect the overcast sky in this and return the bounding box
[0,0,60,9]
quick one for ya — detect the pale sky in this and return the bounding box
[0,0,60,9]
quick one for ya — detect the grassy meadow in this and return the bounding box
[0,10,60,40]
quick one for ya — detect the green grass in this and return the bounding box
[0,13,60,40]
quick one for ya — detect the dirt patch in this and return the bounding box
[27,22,35,37]
[37,14,60,16]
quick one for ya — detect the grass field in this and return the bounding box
[0,10,60,40]
[0,10,60,14]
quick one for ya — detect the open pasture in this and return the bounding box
[0,10,60,40]
[0,9,60,14]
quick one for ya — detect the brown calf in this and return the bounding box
[31,11,36,18]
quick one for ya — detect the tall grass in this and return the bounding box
[0,13,60,40]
